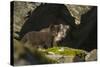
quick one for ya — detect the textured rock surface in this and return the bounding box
[66,5,91,25]
[46,55,74,63]
[13,1,92,35]
[85,49,97,61]
[13,1,41,37]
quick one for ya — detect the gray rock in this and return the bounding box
[66,5,92,25]
[46,54,74,63]
[85,49,97,61]
[13,1,41,36]
[73,54,85,62]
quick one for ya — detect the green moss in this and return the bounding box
[46,47,86,56]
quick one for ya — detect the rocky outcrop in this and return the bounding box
[12,1,92,39]
[66,5,91,25]
[13,39,97,65]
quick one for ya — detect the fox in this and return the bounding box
[40,24,70,46]
[21,25,60,48]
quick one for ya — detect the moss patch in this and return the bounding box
[45,47,87,57]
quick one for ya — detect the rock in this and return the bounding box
[66,5,91,25]
[46,54,74,63]
[73,54,85,62]
[45,47,87,63]
[58,56,74,63]
[13,1,40,37]
[85,49,97,61]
